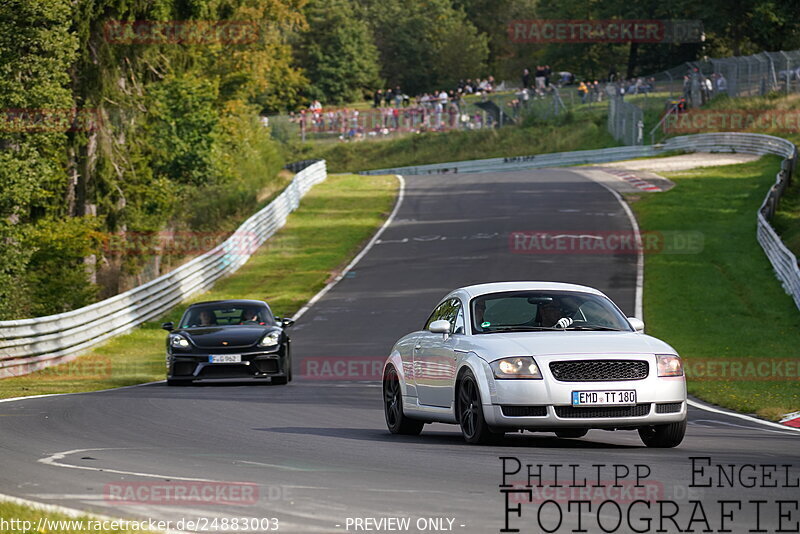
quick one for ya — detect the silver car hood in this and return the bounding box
[464,331,677,362]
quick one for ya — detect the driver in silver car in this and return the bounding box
[538,299,574,329]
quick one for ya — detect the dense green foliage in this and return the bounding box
[534,0,800,80]
[364,0,489,95]
[0,0,302,318]
[295,0,381,104]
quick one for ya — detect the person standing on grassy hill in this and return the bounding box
[715,73,728,93]
[593,81,602,102]
[577,81,588,104]
[522,68,530,89]
[373,89,382,108]
[534,65,546,96]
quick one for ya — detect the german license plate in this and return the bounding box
[572,390,636,406]
[209,354,242,363]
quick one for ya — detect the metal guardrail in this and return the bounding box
[362,132,800,310]
[359,145,658,176]
[0,161,328,378]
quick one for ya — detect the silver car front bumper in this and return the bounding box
[481,358,687,429]
[484,401,686,429]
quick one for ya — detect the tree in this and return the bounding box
[452,0,531,77]
[535,0,704,79]
[366,0,489,94]
[699,0,800,57]
[295,0,381,104]
[0,0,82,318]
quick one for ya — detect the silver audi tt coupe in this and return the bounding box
[382,282,687,447]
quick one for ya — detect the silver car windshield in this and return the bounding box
[470,291,632,333]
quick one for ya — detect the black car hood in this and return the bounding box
[181,326,274,349]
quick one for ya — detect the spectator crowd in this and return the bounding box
[288,76,506,139]
[281,62,736,141]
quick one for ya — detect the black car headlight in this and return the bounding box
[491,357,543,379]
[170,334,190,349]
[258,331,280,348]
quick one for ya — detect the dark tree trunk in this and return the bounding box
[626,42,639,79]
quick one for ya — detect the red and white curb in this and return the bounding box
[780,411,800,428]
[602,169,662,192]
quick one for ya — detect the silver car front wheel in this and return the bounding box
[457,371,504,444]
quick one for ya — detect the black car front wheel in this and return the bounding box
[638,419,686,448]
[270,354,292,385]
[166,378,192,386]
[383,366,424,435]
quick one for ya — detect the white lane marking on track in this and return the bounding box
[688,399,800,434]
[237,461,322,472]
[0,491,192,534]
[690,419,799,435]
[39,448,222,482]
[587,177,644,320]
[0,381,165,404]
[292,175,406,322]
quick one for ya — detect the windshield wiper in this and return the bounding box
[565,325,624,331]
[483,326,560,333]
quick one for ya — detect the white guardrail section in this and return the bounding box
[0,161,327,378]
[362,132,800,310]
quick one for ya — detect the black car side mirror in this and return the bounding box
[281,318,295,328]
[161,322,174,331]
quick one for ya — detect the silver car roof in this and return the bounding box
[459,281,605,299]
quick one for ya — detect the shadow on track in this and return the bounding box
[253,426,642,449]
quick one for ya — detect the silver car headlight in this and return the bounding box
[490,357,543,379]
[657,354,683,377]
[170,334,190,349]
[258,331,281,348]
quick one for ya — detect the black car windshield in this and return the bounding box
[180,304,274,328]
[471,291,631,334]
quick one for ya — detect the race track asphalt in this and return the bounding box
[0,169,797,534]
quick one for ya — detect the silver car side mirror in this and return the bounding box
[429,319,451,339]
[627,317,645,333]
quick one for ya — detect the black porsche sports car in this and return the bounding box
[162,299,293,386]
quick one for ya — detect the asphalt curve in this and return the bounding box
[0,170,797,534]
